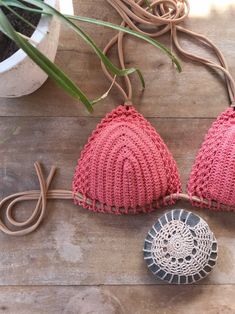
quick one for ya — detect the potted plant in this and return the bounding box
[0,0,181,112]
[0,0,60,98]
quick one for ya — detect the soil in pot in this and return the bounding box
[0,2,41,62]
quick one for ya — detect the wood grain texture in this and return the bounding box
[1,0,235,312]
[0,117,234,285]
[0,0,235,117]
[0,285,234,314]
[0,116,211,192]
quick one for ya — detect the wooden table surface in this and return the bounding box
[1,1,235,313]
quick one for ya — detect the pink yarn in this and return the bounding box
[188,108,235,210]
[73,105,181,214]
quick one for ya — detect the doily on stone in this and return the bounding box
[143,209,218,284]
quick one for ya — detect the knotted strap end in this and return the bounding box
[0,162,57,236]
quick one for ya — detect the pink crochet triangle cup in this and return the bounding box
[73,105,181,214]
[188,108,235,210]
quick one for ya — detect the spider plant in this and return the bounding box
[0,0,181,112]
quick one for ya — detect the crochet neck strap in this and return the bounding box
[103,0,235,106]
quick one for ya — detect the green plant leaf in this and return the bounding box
[0,0,182,110]
[0,0,42,12]
[2,0,181,73]
[66,16,181,73]
[1,0,38,31]
[9,0,146,88]
[0,7,94,112]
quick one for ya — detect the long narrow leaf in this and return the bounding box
[0,0,43,12]
[1,1,38,31]
[12,0,146,87]
[67,16,181,73]
[0,8,94,112]
[2,0,181,72]
[0,0,182,110]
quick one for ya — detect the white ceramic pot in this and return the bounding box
[0,0,60,97]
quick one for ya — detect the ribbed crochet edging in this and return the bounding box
[188,107,235,209]
[189,194,235,212]
[72,104,181,213]
[73,192,180,215]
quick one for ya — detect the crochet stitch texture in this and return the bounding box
[73,105,181,214]
[188,108,235,210]
[143,209,218,284]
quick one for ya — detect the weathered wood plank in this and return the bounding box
[0,116,210,195]
[0,285,234,314]
[0,0,235,117]
[0,117,234,285]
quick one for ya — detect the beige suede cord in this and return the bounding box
[102,0,235,105]
[0,161,228,236]
[0,163,73,236]
[1,0,235,236]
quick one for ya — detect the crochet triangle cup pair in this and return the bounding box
[72,0,235,214]
[2,95,234,237]
[2,0,235,236]
[72,104,235,214]
[1,102,235,236]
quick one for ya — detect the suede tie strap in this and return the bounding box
[2,0,235,236]
[0,163,73,236]
[103,0,235,105]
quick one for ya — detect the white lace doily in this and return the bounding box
[143,209,218,284]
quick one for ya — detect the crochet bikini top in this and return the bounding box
[1,0,235,236]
